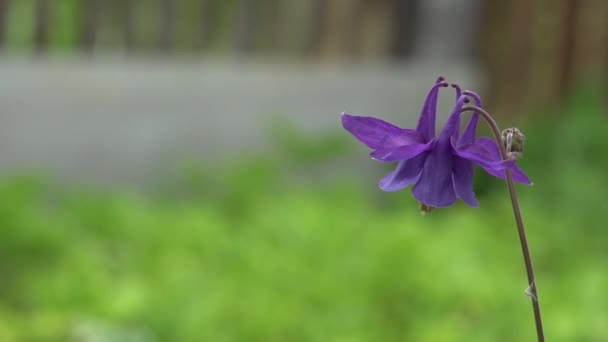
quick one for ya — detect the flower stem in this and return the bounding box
[461,105,545,342]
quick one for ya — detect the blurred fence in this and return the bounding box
[0,0,427,59]
[0,0,485,187]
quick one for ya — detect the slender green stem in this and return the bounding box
[461,105,545,342]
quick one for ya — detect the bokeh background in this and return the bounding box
[0,1,607,341]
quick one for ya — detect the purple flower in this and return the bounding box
[341,79,531,208]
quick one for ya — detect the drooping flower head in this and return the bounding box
[341,78,531,208]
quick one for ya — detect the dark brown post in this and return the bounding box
[159,0,174,51]
[304,0,327,54]
[256,0,278,51]
[344,0,365,56]
[123,0,135,51]
[234,0,256,54]
[0,0,10,49]
[199,0,215,50]
[34,0,51,54]
[390,0,418,59]
[79,0,100,53]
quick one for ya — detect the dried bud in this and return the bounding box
[502,128,525,159]
[419,202,435,216]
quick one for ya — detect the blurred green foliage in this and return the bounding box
[0,91,607,341]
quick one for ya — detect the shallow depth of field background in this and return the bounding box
[0,1,607,341]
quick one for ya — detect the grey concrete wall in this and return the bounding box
[0,57,479,188]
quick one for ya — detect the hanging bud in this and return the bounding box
[419,202,435,215]
[502,128,525,159]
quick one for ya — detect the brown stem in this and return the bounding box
[461,105,545,342]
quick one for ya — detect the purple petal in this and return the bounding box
[453,137,515,170]
[452,156,478,207]
[370,140,433,162]
[457,115,479,146]
[463,91,483,107]
[450,84,464,141]
[412,143,457,207]
[341,113,405,149]
[481,163,533,185]
[457,90,483,146]
[375,131,425,150]
[415,81,448,141]
[452,84,463,100]
[437,95,469,143]
[379,153,427,191]
[369,131,428,161]
[457,137,532,185]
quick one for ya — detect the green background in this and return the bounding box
[0,1,607,340]
[1,90,607,341]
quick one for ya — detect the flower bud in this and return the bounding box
[502,128,525,159]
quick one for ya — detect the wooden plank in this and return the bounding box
[34,0,51,53]
[526,0,570,110]
[159,0,174,51]
[569,0,608,86]
[317,0,365,59]
[123,0,135,51]
[255,0,279,51]
[0,0,9,49]
[304,0,327,54]
[234,0,256,54]
[199,0,214,49]
[390,0,418,59]
[79,0,99,53]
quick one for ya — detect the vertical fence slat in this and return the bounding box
[305,0,327,54]
[390,0,418,59]
[34,0,51,54]
[235,0,256,54]
[0,0,9,49]
[123,0,135,51]
[79,0,99,53]
[344,0,364,56]
[199,0,215,50]
[159,0,174,51]
[256,0,278,51]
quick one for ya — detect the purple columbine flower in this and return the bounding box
[341,78,531,208]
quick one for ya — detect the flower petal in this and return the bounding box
[452,156,478,207]
[437,95,470,143]
[379,153,427,191]
[453,137,514,170]
[415,81,448,141]
[457,137,532,185]
[481,163,533,185]
[341,113,406,149]
[369,131,428,160]
[412,144,457,207]
[370,139,433,162]
[375,131,425,149]
[457,91,483,146]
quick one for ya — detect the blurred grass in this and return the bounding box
[0,90,607,341]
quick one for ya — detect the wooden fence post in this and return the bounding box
[123,0,135,51]
[234,0,256,54]
[390,0,418,59]
[0,0,9,49]
[304,0,327,55]
[159,0,174,51]
[34,0,51,54]
[79,0,99,53]
[199,0,214,50]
